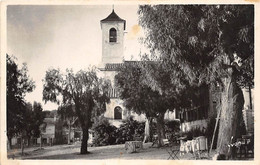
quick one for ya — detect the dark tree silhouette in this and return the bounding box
[138,5,253,157]
[6,54,35,149]
[43,68,111,154]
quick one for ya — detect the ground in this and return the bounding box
[8,142,216,160]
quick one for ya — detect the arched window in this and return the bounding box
[114,106,122,120]
[109,28,117,42]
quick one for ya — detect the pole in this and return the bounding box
[209,103,221,154]
[248,86,252,110]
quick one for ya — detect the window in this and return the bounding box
[114,106,122,120]
[109,28,117,42]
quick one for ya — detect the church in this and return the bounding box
[98,9,148,127]
[97,9,254,134]
[96,9,221,132]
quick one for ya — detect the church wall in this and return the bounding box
[180,119,208,132]
[101,22,124,64]
[104,98,127,119]
[102,70,117,86]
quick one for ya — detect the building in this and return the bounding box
[98,9,251,134]
[10,117,56,147]
[38,117,56,145]
[98,9,148,127]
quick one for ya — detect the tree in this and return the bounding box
[43,68,111,154]
[115,62,176,146]
[57,103,78,144]
[138,5,253,158]
[19,101,44,154]
[31,102,46,138]
[25,102,45,146]
[6,54,35,149]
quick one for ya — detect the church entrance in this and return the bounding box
[114,106,122,120]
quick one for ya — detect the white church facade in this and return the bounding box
[98,9,148,127]
[97,9,226,131]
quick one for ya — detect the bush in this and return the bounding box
[165,120,180,134]
[115,116,145,144]
[92,117,117,146]
[164,120,180,142]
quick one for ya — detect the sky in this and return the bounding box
[7,5,146,110]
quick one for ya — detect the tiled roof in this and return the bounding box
[104,63,124,71]
[101,9,126,30]
[101,61,143,71]
[100,61,156,71]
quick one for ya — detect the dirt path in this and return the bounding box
[8,143,214,160]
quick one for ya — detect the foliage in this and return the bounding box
[115,117,145,144]
[115,62,177,146]
[165,120,180,134]
[115,63,159,117]
[42,67,111,154]
[54,118,66,145]
[57,103,79,128]
[58,104,76,121]
[138,4,253,155]
[6,54,35,142]
[138,5,254,89]
[92,117,117,146]
[164,120,180,142]
[24,102,45,140]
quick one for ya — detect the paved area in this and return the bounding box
[8,142,215,160]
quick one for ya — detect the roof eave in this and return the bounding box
[100,20,126,30]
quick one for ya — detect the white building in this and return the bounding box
[98,9,188,128]
[98,10,148,127]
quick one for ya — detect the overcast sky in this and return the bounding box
[7,5,146,110]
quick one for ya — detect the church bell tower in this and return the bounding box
[100,9,126,64]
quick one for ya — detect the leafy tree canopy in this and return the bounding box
[24,101,45,139]
[138,5,254,89]
[115,62,175,117]
[43,67,111,154]
[7,54,35,140]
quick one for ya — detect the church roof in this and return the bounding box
[101,9,126,30]
[100,61,153,71]
[102,63,124,71]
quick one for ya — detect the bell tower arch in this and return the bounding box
[100,9,126,64]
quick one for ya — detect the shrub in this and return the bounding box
[164,120,180,142]
[165,120,180,133]
[115,116,145,144]
[92,117,117,146]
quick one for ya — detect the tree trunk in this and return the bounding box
[217,68,244,159]
[248,86,253,110]
[156,113,165,147]
[8,136,12,150]
[68,120,71,145]
[27,137,31,147]
[80,127,89,154]
[143,117,153,143]
[149,118,154,142]
[40,134,42,148]
[21,137,24,156]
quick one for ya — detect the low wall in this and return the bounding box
[180,119,208,132]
